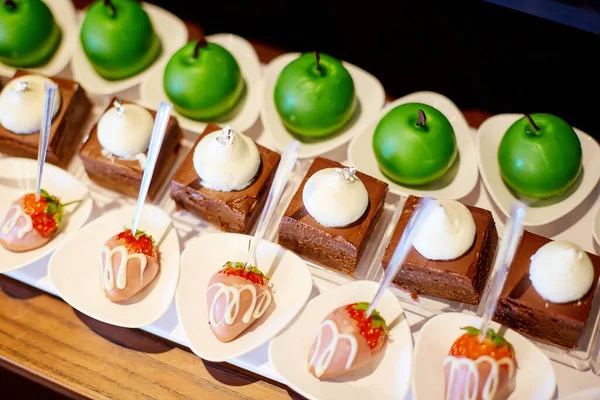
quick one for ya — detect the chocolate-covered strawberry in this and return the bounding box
[0,189,77,252]
[308,302,388,379]
[444,326,516,400]
[207,261,273,342]
[100,228,160,303]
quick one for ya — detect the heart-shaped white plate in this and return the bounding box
[348,91,479,199]
[48,205,180,328]
[176,232,313,362]
[261,52,385,159]
[0,0,77,78]
[476,114,600,226]
[71,2,187,95]
[0,157,92,272]
[413,312,556,400]
[269,280,413,400]
[140,33,262,134]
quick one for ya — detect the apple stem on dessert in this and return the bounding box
[523,113,541,133]
[103,0,117,17]
[417,109,427,127]
[314,51,321,73]
[193,39,208,59]
[3,0,16,10]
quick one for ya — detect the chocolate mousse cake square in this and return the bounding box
[278,157,388,276]
[78,99,182,201]
[382,195,498,305]
[0,70,92,168]
[492,231,600,349]
[170,124,281,234]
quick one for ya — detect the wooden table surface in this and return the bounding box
[0,3,492,399]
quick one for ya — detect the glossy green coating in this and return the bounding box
[372,103,457,185]
[163,41,244,121]
[0,0,62,67]
[80,0,161,80]
[274,52,356,138]
[498,113,582,199]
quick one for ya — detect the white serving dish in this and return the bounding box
[348,91,479,200]
[0,0,77,78]
[48,204,180,328]
[0,157,93,273]
[261,52,385,159]
[476,113,600,226]
[71,2,187,95]
[140,33,262,134]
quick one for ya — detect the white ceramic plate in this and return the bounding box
[176,232,313,362]
[476,114,600,226]
[0,0,77,78]
[262,52,385,159]
[561,387,600,400]
[593,204,600,246]
[0,157,92,273]
[413,312,556,400]
[348,91,479,199]
[139,33,262,134]
[71,2,187,95]
[48,205,180,328]
[269,280,413,400]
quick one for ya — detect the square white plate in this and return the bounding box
[139,33,262,134]
[48,204,180,328]
[0,0,77,78]
[176,232,313,362]
[269,280,413,400]
[476,114,600,226]
[0,157,92,272]
[261,52,385,159]
[348,91,479,199]
[71,2,187,95]
[413,312,556,400]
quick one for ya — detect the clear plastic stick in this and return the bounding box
[36,82,58,198]
[245,140,300,270]
[366,197,436,317]
[130,102,172,234]
[478,201,527,342]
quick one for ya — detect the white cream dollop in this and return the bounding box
[97,103,154,159]
[302,167,369,228]
[193,126,261,192]
[529,241,594,303]
[0,75,62,134]
[412,199,476,260]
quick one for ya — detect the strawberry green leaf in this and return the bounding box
[460,326,513,349]
[222,261,270,280]
[353,302,388,335]
[122,226,156,244]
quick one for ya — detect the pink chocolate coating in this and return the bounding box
[0,196,51,252]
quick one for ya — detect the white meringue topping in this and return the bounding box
[193,126,261,192]
[303,167,369,228]
[412,199,476,260]
[0,75,62,134]
[97,102,154,159]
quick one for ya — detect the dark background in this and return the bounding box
[147,0,599,138]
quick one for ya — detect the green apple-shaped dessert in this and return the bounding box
[373,103,457,185]
[0,0,62,67]
[164,40,244,120]
[274,51,356,139]
[498,113,582,199]
[80,0,161,80]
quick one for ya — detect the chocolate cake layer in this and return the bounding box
[170,124,281,234]
[0,70,92,168]
[78,99,181,201]
[278,157,388,276]
[382,195,498,305]
[492,231,600,349]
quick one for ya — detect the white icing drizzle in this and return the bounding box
[208,283,272,327]
[443,355,515,400]
[2,205,33,239]
[99,245,147,291]
[308,320,359,378]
